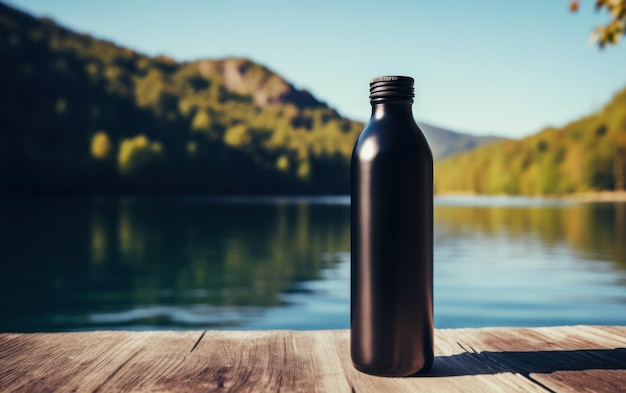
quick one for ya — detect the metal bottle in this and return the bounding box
[351,76,434,376]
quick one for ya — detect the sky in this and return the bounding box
[6,0,626,138]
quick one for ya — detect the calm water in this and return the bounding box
[0,196,625,332]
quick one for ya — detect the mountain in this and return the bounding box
[418,122,504,160]
[0,2,499,195]
[434,87,626,195]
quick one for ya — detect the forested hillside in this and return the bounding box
[435,87,626,195]
[0,3,363,194]
[0,3,505,195]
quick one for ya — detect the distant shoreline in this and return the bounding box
[436,191,626,203]
[2,192,626,203]
[560,191,626,203]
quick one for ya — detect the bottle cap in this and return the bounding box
[369,76,414,103]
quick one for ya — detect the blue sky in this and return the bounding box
[7,0,626,138]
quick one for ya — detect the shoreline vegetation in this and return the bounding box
[562,190,626,202]
[435,190,626,203]
[434,85,626,197]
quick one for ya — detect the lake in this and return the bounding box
[1,196,625,332]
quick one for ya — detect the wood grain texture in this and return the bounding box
[0,326,625,393]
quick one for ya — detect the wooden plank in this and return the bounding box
[447,326,626,393]
[0,331,202,392]
[0,326,625,392]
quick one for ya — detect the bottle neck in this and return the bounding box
[370,102,414,120]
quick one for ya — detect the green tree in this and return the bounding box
[90,131,113,160]
[118,135,163,175]
[223,124,250,147]
[611,132,626,190]
[276,155,290,172]
[191,110,212,131]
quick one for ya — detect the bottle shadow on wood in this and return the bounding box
[420,347,626,377]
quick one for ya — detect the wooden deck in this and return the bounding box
[1,326,625,392]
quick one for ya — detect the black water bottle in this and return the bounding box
[351,76,434,376]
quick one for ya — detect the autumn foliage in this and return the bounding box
[571,0,626,47]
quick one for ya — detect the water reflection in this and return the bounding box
[0,197,350,331]
[434,200,626,328]
[434,202,626,271]
[0,197,624,332]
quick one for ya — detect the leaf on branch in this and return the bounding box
[577,0,626,47]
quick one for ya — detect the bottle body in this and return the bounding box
[350,77,434,376]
